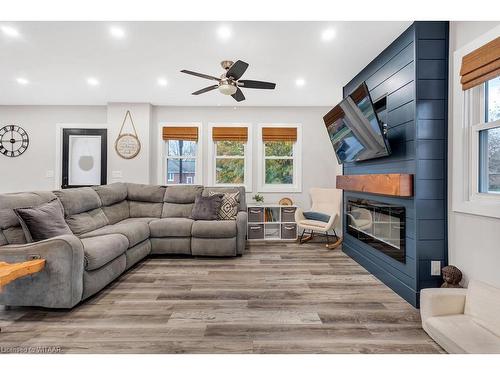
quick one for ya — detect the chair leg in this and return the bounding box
[325,231,330,246]
[298,229,306,243]
[299,230,314,244]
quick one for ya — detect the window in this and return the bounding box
[215,140,246,184]
[258,125,302,192]
[166,140,197,184]
[479,77,500,193]
[208,125,251,190]
[161,125,201,185]
[264,141,294,184]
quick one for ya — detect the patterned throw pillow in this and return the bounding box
[209,191,240,220]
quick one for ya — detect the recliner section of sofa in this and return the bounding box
[0,182,247,308]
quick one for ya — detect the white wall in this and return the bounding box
[0,105,106,193]
[448,21,500,287]
[151,106,341,212]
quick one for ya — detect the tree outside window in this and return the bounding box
[215,140,245,184]
[264,141,294,184]
[166,140,197,184]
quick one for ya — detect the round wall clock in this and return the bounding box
[0,125,29,157]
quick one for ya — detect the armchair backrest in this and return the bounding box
[310,188,341,217]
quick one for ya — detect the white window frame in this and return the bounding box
[207,123,252,192]
[157,122,203,186]
[257,123,302,193]
[451,25,500,218]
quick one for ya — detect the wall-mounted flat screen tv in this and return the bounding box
[323,82,390,164]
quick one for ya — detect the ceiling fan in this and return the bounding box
[180,60,276,102]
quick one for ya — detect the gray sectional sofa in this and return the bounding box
[0,183,247,308]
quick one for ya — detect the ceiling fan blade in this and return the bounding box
[238,80,276,90]
[232,88,246,102]
[192,85,219,95]
[180,70,220,82]
[226,60,249,80]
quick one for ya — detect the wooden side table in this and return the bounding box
[0,259,45,290]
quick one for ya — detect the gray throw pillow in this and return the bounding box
[190,194,224,220]
[14,198,73,242]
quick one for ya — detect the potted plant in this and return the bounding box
[252,193,264,205]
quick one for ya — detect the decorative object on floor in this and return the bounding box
[180,60,276,102]
[0,125,29,157]
[421,280,500,353]
[252,193,264,204]
[278,197,293,206]
[296,187,342,249]
[190,193,224,220]
[247,204,297,241]
[441,265,463,288]
[209,191,239,220]
[115,110,141,159]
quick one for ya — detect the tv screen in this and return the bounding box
[324,82,390,164]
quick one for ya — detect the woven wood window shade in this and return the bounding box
[212,127,248,141]
[460,37,500,90]
[262,127,297,142]
[162,126,198,141]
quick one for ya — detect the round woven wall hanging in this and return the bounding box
[115,110,141,159]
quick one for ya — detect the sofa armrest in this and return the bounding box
[0,234,84,308]
[420,288,468,329]
[236,210,248,255]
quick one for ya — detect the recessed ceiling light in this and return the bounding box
[216,25,232,41]
[16,77,29,85]
[157,77,168,87]
[295,78,306,87]
[321,28,336,42]
[1,25,20,38]
[87,77,100,86]
[109,26,125,39]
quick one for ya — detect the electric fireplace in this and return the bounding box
[346,198,406,263]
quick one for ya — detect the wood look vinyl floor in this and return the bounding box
[0,242,444,354]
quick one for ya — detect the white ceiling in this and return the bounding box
[0,21,412,106]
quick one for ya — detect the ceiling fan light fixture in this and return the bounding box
[218,82,237,95]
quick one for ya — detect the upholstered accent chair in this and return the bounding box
[295,188,342,248]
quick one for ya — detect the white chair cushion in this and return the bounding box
[465,280,500,337]
[297,219,329,229]
[425,314,500,354]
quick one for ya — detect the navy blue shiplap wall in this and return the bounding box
[341,22,448,307]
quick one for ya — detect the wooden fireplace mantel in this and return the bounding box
[336,174,414,197]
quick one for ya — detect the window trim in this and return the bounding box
[452,25,500,218]
[207,123,252,192]
[257,123,302,193]
[157,122,203,186]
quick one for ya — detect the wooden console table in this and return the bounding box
[0,259,45,290]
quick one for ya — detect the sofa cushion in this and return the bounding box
[164,185,203,204]
[129,201,162,218]
[65,208,109,235]
[54,187,102,216]
[425,314,500,354]
[80,220,150,248]
[102,200,130,225]
[120,217,157,224]
[127,183,165,203]
[191,220,236,238]
[81,234,128,271]
[14,198,73,242]
[0,191,57,244]
[465,280,500,337]
[93,182,128,206]
[190,194,223,221]
[203,186,246,211]
[161,202,194,218]
[149,218,194,237]
[82,254,126,300]
[209,191,239,220]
